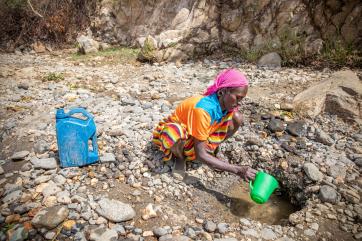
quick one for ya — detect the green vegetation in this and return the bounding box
[42,72,65,82]
[4,0,26,9]
[238,29,361,68]
[71,47,140,65]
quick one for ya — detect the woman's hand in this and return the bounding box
[236,166,257,181]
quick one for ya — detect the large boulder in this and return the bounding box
[257,52,282,68]
[293,70,362,123]
[77,35,100,54]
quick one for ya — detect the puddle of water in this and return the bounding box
[228,182,299,225]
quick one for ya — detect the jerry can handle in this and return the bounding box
[68,108,93,120]
[249,180,253,191]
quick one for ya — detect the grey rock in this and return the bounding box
[184,227,196,238]
[96,198,136,222]
[100,153,116,163]
[315,130,334,146]
[88,227,118,241]
[0,166,4,175]
[34,140,50,154]
[14,202,40,214]
[8,225,28,241]
[328,164,346,178]
[319,185,338,204]
[44,231,56,240]
[241,228,260,238]
[204,220,216,232]
[217,223,229,234]
[214,239,238,241]
[31,157,58,170]
[153,227,168,237]
[20,163,32,172]
[111,224,126,235]
[42,181,61,197]
[31,206,69,229]
[286,121,305,137]
[303,229,316,236]
[56,190,71,204]
[268,118,285,132]
[159,235,190,241]
[239,218,251,226]
[34,175,52,185]
[11,151,29,161]
[53,175,66,185]
[257,52,282,68]
[77,35,99,54]
[3,190,22,203]
[303,163,323,181]
[261,228,277,240]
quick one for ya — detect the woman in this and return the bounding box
[152,69,256,181]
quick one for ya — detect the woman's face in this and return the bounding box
[220,86,248,111]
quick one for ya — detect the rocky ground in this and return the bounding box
[0,49,361,241]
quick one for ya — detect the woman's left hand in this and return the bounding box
[236,166,257,181]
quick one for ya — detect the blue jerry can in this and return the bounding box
[56,107,99,167]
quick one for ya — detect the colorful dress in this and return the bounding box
[152,93,234,161]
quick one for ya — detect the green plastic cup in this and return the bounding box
[249,171,279,204]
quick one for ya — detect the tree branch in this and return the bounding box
[27,0,43,18]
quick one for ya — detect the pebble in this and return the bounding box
[303,162,323,181]
[11,151,30,161]
[204,221,216,232]
[153,227,168,237]
[319,185,338,204]
[31,205,69,229]
[261,228,277,240]
[30,157,58,169]
[96,198,136,222]
[217,223,229,234]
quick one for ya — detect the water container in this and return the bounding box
[56,107,99,167]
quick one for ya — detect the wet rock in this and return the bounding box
[204,221,216,232]
[319,185,338,204]
[31,206,69,229]
[268,118,285,132]
[30,157,58,169]
[261,228,277,240]
[96,198,136,222]
[303,163,323,181]
[257,52,282,68]
[11,151,29,161]
[315,130,334,146]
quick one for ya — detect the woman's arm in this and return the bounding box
[193,138,256,180]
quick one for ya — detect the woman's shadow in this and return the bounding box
[184,174,254,217]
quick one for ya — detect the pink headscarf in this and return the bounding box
[204,69,249,96]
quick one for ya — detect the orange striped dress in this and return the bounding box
[152,94,234,161]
